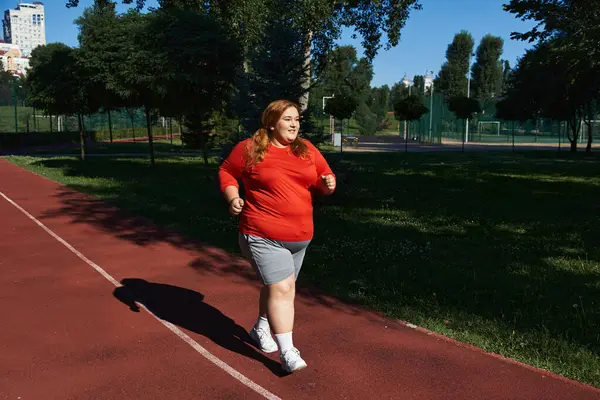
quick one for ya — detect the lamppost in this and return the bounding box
[12,74,19,133]
[322,94,334,144]
[427,71,434,142]
[465,53,474,143]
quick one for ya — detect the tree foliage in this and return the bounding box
[234,17,308,134]
[147,7,243,163]
[503,0,600,152]
[65,0,423,68]
[448,96,480,121]
[325,94,358,122]
[393,94,428,122]
[503,0,600,63]
[26,44,87,117]
[471,34,504,103]
[436,30,475,101]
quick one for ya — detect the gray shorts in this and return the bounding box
[238,233,311,285]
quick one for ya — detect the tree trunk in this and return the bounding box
[566,114,579,152]
[108,110,113,144]
[299,30,313,113]
[585,103,593,153]
[129,110,136,142]
[145,106,155,166]
[199,122,209,165]
[78,113,86,161]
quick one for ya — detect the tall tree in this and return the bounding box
[75,2,124,143]
[148,7,243,164]
[471,34,504,111]
[66,0,422,111]
[317,45,373,108]
[368,85,390,130]
[234,17,309,134]
[504,0,600,151]
[109,10,163,165]
[26,44,91,159]
[412,75,425,96]
[436,30,475,102]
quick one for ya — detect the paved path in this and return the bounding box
[1,158,598,399]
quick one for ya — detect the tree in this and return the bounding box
[412,75,425,96]
[496,95,530,151]
[504,0,600,152]
[500,60,512,94]
[393,95,428,125]
[148,7,243,164]
[66,0,422,111]
[26,44,90,159]
[108,10,162,165]
[318,46,373,102]
[471,34,504,112]
[503,0,600,62]
[75,2,125,143]
[448,95,481,149]
[368,85,390,131]
[354,102,378,135]
[325,94,358,139]
[502,39,597,152]
[393,94,428,147]
[448,96,480,121]
[234,17,309,135]
[436,30,475,102]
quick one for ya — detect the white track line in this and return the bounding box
[0,190,282,400]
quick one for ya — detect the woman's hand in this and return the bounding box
[229,197,245,216]
[319,174,336,194]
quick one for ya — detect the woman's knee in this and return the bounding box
[268,275,295,298]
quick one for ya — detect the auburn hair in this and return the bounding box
[245,100,310,168]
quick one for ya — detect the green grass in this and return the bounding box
[27,138,201,155]
[5,150,600,387]
[0,105,55,133]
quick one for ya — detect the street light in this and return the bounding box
[322,94,334,113]
[428,71,434,142]
[12,74,20,134]
[465,53,474,143]
[322,94,335,144]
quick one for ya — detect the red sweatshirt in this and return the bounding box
[218,138,335,242]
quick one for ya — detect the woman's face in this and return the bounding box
[271,106,300,146]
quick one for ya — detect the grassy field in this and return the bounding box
[0,105,55,133]
[5,150,600,387]
[25,138,200,155]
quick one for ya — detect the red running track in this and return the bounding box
[0,158,598,400]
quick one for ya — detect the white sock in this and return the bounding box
[274,332,294,353]
[255,316,270,332]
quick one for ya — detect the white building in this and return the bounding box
[3,2,46,58]
[0,41,29,76]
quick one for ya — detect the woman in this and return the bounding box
[218,99,336,373]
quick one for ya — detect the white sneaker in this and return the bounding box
[280,347,307,373]
[249,326,278,353]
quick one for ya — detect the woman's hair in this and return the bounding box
[245,99,309,168]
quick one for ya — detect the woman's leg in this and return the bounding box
[266,273,296,334]
[259,285,269,318]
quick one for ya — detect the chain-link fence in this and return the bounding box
[1,87,598,151]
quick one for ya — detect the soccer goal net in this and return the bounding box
[478,121,501,136]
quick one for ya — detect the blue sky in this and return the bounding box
[2,0,537,87]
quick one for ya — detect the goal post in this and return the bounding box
[478,121,501,136]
